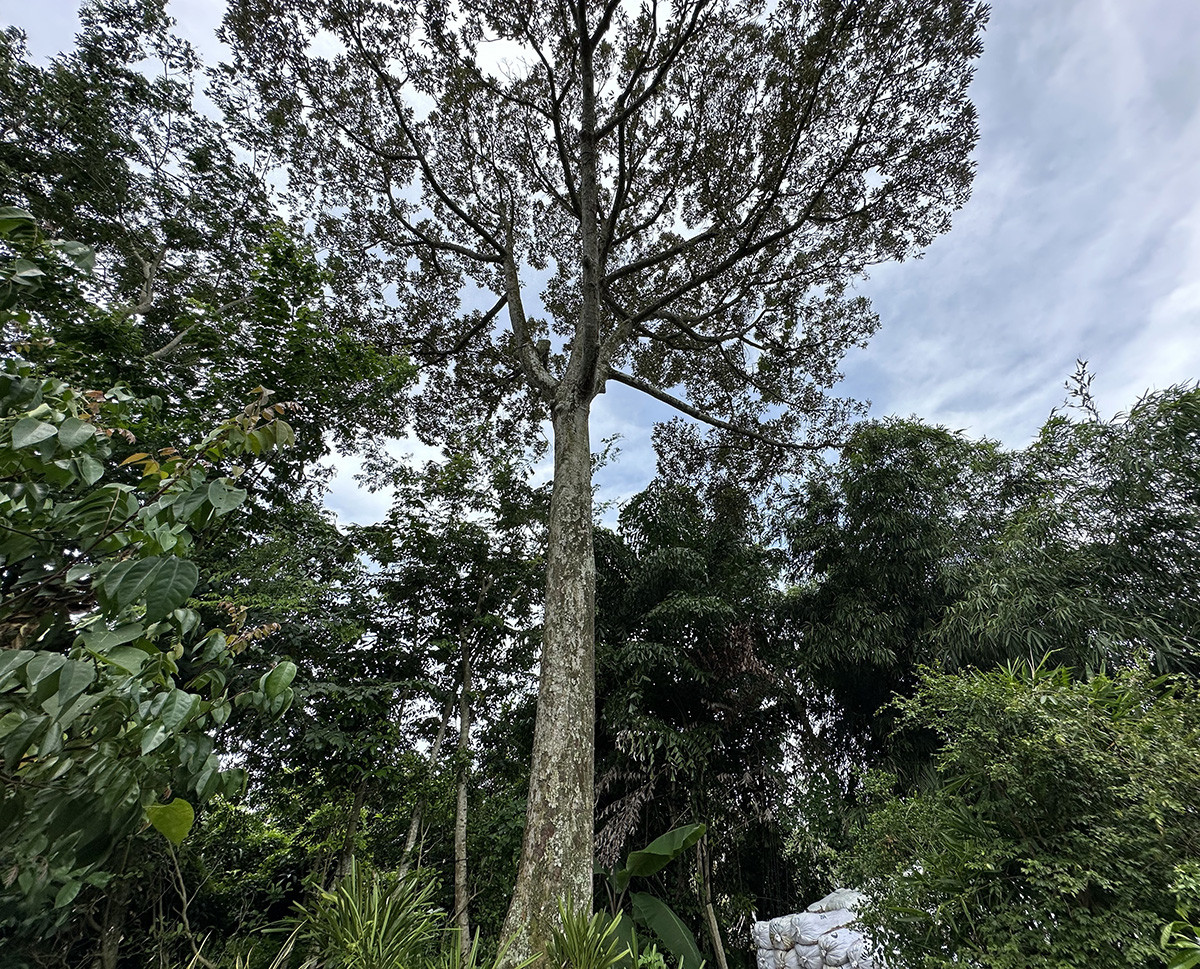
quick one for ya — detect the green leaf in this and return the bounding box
[10,258,45,280]
[0,649,34,687]
[101,558,160,612]
[159,689,199,733]
[146,798,195,845]
[74,453,105,485]
[11,416,57,449]
[81,621,145,654]
[56,660,96,704]
[262,660,297,698]
[624,823,706,880]
[23,653,65,689]
[102,645,151,674]
[55,239,95,274]
[3,715,47,767]
[207,479,247,515]
[0,206,35,233]
[54,880,82,908]
[57,417,95,449]
[143,559,199,621]
[631,893,704,969]
[140,724,167,754]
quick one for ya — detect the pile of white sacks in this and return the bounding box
[750,889,875,969]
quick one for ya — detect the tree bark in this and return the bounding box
[335,777,370,880]
[454,635,473,962]
[698,834,730,969]
[398,691,457,878]
[96,877,130,969]
[501,399,596,961]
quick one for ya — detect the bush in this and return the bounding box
[849,661,1200,968]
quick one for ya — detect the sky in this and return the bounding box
[7,0,1200,525]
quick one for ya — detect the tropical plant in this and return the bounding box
[545,898,630,969]
[1162,864,1200,969]
[0,352,298,936]
[1,9,413,485]
[849,661,1200,969]
[596,824,707,969]
[292,859,441,969]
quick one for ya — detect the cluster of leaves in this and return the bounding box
[933,369,1200,675]
[293,858,534,969]
[781,377,1200,779]
[0,358,297,934]
[780,419,1017,769]
[0,205,95,317]
[849,662,1200,969]
[597,824,709,969]
[0,5,414,485]
[1162,863,1200,969]
[595,481,810,927]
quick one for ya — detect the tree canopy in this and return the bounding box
[221,0,987,949]
[6,3,1200,969]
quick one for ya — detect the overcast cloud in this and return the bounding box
[7,0,1198,523]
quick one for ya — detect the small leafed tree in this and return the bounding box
[222,0,986,951]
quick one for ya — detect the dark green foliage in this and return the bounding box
[595,482,810,940]
[849,662,1200,969]
[0,359,296,937]
[933,371,1200,675]
[0,5,414,483]
[782,379,1200,777]
[781,418,1017,767]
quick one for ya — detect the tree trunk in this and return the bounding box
[96,877,130,969]
[454,635,472,962]
[399,691,457,878]
[502,400,596,961]
[335,777,369,880]
[698,834,730,969]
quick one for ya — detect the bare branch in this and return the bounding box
[607,368,836,451]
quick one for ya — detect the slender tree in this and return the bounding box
[222,0,986,952]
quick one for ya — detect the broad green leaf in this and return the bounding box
[54,880,81,908]
[74,453,105,485]
[55,660,95,704]
[623,823,706,880]
[80,621,144,653]
[262,660,297,698]
[631,893,704,969]
[195,767,219,800]
[0,649,34,687]
[170,484,211,523]
[143,559,199,621]
[11,416,56,449]
[10,258,45,280]
[23,653,65,689]
[3,715,47,766]
[207,479,247,515]
[55,239,95,274]
[146,798,194,845]
[0,206,35,233]
[140,725,167,754]
[102,645,151,674]
[101,558,160,612]
[159,689,199,733]
[57,417,95,449]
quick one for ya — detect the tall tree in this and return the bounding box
[222,0,987,950]
[594,482,808,951]
[0,2,412,481]
[780,418,1018,770]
